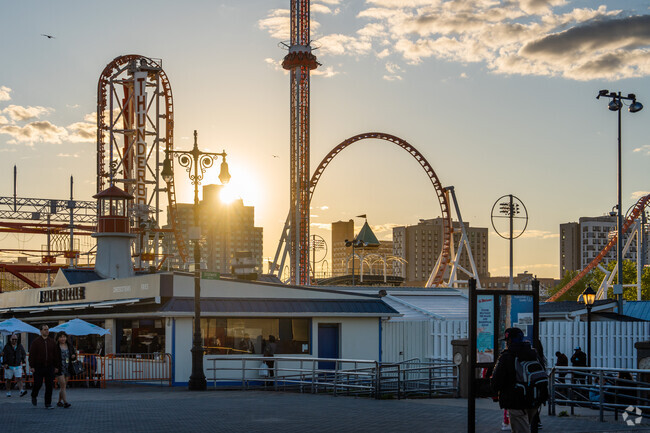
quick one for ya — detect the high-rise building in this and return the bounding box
[392,218,488,286]
[163,185,263,275]
[559,215,640,278]
[331,220,354,276]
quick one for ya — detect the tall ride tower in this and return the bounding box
[282,0,319,285]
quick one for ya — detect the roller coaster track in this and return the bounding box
[97,55,188,265]
[272,132,452,286]
[547,193,650,302]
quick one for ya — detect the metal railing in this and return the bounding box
[549,366,650,422]
[103,353,172,386]
[2,352,172,388]
[206,356,458,399]
[379,359,458,398]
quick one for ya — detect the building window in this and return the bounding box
[199,317,310,355]
[117,318,165,354]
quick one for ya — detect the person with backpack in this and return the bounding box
[491,328,548,433]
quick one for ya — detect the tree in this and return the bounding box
[589,260,650,300]
[547,270,589,302]
[547,261,650,302]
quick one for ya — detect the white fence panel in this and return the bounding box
[432,320,468,361]
[539,321,650,369]
[384,319,650,368]
[382,320,430,363]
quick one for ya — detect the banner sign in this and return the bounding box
[476,295,495,363]
[133,71,147,206]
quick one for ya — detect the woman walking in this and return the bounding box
[55,331,76,408]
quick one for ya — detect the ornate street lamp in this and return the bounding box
[596,90,643,313]
[161,130,230,391]
[345,238,367,286]
[579,284,597,367]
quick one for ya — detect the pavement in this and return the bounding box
[2,385,650,432]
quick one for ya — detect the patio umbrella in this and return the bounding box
[0,317,40,335]
[50,318,110,336]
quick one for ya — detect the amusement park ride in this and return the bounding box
[1,1,648,299]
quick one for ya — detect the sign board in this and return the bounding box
[476,295,495,363]
[467,279,540,433]
[201,272,220,280]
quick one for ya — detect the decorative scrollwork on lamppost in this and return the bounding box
[161,130,231,391]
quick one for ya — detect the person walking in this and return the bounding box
[54,331,76,408]
[29,324,59,409]
[555,351,568,383]
[570,347,587,384]
[263,335,277,379]
[2,333,27,397]
[491,328,546,433]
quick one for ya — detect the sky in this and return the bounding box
[1,0,650,279]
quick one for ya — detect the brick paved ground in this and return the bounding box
[2,385,650,432]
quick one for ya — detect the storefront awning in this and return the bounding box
[1,298,154,315]
[161,297,399,316]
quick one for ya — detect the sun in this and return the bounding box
[219,183,239,204]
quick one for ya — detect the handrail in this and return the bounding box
[206,356,458,399]
[549,365,650,422]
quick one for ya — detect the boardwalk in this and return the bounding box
[3,386,650,432]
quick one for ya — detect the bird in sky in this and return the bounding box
[272,155,279,158]
[41,34,55,39]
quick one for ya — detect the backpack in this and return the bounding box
[514,357,549,407]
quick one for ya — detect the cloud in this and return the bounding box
[520,230,559,240]
[633,144,650,155]
[66,121,95,143]
[0,121,67,146]
[258,9,291,40]
[56,153,80,158]
[312,66,340,78]
[312,3,338,15]
[318,33,372,56]
[631,191,650,201]
[490,229,558,240]
[0,115,8,125]
[0,86,11,102]
[371,223,402,235]
[264,57,285,72]
[311,222,332,230]
[2,105,53,121]
[261,1,650,81]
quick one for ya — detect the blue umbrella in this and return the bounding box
[50,318,110,336]
[0,317,40,335]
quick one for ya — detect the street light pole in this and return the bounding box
[345,238,367,286]
[580,284,596,368]
[597,90,643,313]
[161,130,231,391]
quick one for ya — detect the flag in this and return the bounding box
[356,214,367,218]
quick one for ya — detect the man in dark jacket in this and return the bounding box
[28,324,60,409]
[3,333,27,397]
[570,347,587,384]
[491,328,540,433]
